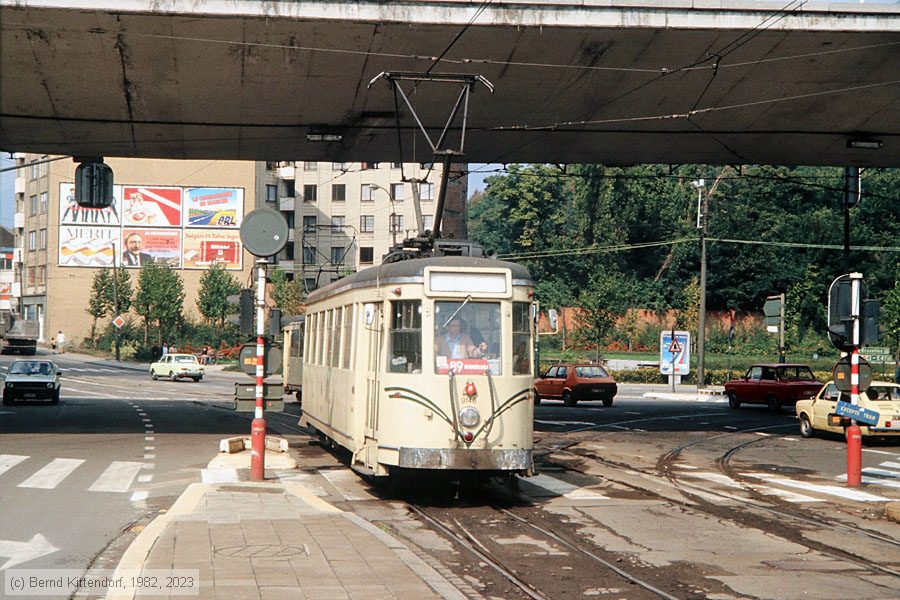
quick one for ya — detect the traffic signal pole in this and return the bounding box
[250,258,268,481]
[846,273,863,488]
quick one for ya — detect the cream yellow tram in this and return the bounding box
[298,256,536,478]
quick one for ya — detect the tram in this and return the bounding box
[296,254,536,478]
[281,318,304,401]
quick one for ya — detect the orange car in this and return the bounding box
[534,364,617,407]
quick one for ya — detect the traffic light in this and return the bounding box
[268,308,282,337]
[74,160,114,208]
[226,289,254,335]
[861,299,880,345]
[827,275,878,350]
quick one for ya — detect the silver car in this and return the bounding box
[3,360,62,405]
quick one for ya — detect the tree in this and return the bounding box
[571,269,626,361]
[113,267,134,314]
[134,262,185,344]
[269,268,305,315]
[86,269,113,344]
[196,264,240,326]
[882,265,900,359]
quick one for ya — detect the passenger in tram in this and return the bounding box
[435,317,487,359]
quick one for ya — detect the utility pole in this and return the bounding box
[111,242,120,361]
[842,167,860,274]
[692,179,708,388]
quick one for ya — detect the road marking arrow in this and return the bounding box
[0,534,60,570]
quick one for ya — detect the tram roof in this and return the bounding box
[306,256,532,304]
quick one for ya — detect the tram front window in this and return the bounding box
[434,301,501,375]
[389,300,422,373]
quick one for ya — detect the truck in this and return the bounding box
[0,311,39,355]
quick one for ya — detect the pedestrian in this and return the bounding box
[55,330,66,354]
[169,343,178,353]
[161,342,169,358]
[199,346,209,365]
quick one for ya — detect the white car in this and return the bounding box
[796,381,900,439]
[150,353,204,382]
[3,360,62,404]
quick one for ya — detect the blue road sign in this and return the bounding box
[834,401,880,426]
[660,330,691,376]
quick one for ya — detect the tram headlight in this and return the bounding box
[459,406,481,429]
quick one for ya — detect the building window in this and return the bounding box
[40,192,48,213]
[285,242,295,260]
[39,229,47,250]
[422,215,434,231]
[303,162,317,171]
[265,161,277,171]
[332,162,349,171]
[303,184,317,202]
[330,247,345,264]
[28,230,35,251]
[38,266,46,286]
[390,183,405,201]
[332,184,346,202]
[360,247,374,264]
[304,278,317,292]
[29,195,37,215]
[361,162,380,170]
[266,184,277,202]
[390,214,403,233]
[284,180,295,197]
[30,162,38,180]
[331,215,345,232]
[391,162,402,169]
[420,162,434,170]
[27,266,36,286]
[303,215,317,233]
[419,182,434,201]
[360,215,374,233]
[360,185,374,202]
[303,246,317,265]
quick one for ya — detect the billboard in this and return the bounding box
[183,230,242,270]
[60,183,122,226]
[121,228,182,268]
[122,186,183,227]
[59,226,118,268]
[185,188,243,228]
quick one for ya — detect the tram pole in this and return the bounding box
[250,258,267,481]
[846,273,862,487]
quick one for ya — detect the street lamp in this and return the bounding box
[691,179,708,388]
[367,183,400,246]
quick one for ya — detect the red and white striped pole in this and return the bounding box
[846,273,862,487]
[250,258,267,481]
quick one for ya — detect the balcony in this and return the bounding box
[288,229,295,242]
[278,197,295,212]
[14,178,25,195]
[12,249,22,264]
[278,165,295,179]
[13,213,24,228]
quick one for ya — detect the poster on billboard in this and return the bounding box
[182,230,242,270]
[59,226,118,268]
[122,186,182,227]
[59,183,122,226]
[121,228,182,268]
[184,188,243,228]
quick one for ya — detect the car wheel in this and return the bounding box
[727,392,740,409]
[602,397,613,407]
[533,391,541,406]
[767,395,780,412]
[799,414,814,438]
[169,371,177,382]
[50,390,59,405]
[563,390,576,407]
[2,393,11,406]
[192,376,201,382]
[150,370,158,381]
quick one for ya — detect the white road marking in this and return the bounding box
[861,467,900,479]
[862,449,898,456]
[523,474,608,500]
[835,475,900,489]
[746,484,823,503]
[143,454,155,460]
[201,468,238,483]
[18,458,85,489]
[137,475,153,483]
[130,491,149,502]
[88,461,142,493]
[145,437,154,442]
[724,426,737,430]
[0,534,59,570]
[681,472,743,488]
[0,455,29,477]
[754,432,771,437]
[879,461,900,469]
[746,473,888,502]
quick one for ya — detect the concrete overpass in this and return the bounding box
[1,1,898,166]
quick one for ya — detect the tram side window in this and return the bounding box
[512,302,532,375]
[330,308,342,367]
[317,311,327,365]
[290,325,304,358]
[341,304,353,369]
[389,300,422,373]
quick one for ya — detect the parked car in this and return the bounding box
[150,353,205,382]
[723,363,821,412]
[534,364,617,407]
[3,359,62,404]
[796,381,900,439]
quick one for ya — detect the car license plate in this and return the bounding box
[24,393,35,398]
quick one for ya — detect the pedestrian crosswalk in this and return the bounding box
[1,454,142,496]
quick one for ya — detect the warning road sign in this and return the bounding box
[660,330,690,376]
[668,339,682,354]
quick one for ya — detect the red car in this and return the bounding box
[534,364,617,407]
[723,363,821,412]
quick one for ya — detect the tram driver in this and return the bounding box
[436,317,487,359]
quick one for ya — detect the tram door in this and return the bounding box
[364,303,383,438]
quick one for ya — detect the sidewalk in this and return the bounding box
[618,382,726,402]
[106,453,464,600]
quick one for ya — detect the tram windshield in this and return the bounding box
[434,301,501,375]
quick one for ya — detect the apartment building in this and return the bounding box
[266,161,467,293]
[10,156,467,346]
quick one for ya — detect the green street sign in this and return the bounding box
[860,346,891,364]
[763,296,782,326]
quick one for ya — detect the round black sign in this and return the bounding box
[240,208,289,257]
[832,355,873,393]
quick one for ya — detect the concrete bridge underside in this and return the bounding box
[1,1,898,166]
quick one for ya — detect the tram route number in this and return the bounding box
[437,357,490,375]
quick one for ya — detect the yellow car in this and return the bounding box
[796,380,900,438]
[150,353,205,382]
